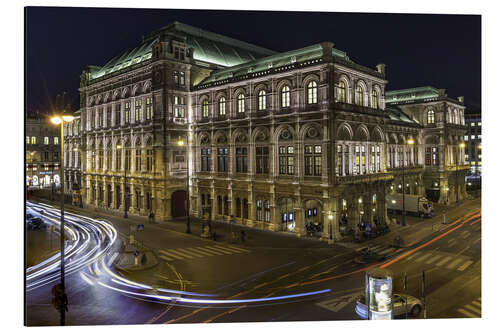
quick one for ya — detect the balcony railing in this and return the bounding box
[336,172,393,184]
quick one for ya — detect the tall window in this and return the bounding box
[201,148,211,171]
[237,94,245,113]
[372,90,378,109]
[304,145,322,176]
[91,151,96,169]
[264,200,270,222]
[217,148,229,172]
[370,146,375,172]
[236,198,241,217]
[44,137,49,145]
[356,85,364,106]
[124,101,131,124]
[116,148,121,170]
[145,97,152,120]
[217,195,222,215]
[180,71,185,86]
[339,81,346,103]
[243,199,249,219]
[98,108,103,127]
[279,146,295,175]
[256,199,263,221]
[258,90,266,111]
[235,147,248,172]
[115,104,121,126]
[281,86,290,107]
[354,145,360,174]
[336,145,343,176]
[26,136,29,144]
[174,96,185,118]
[224,196,229,215]
[107,151,112,170]
[307,81,317,104]
[125,149,131,171]
[135,149,141,172]
[219,97,226,116]
[173,71,179,85]
[255,147,269,174]
[427,110,435,124]
[135,99,142,122]
[106,106,112,127]
[202,100,209,118]
[146,149,154,171]
[31,136,36,144]
[98,150,103,170]
[376,146,381,171]
[361,146,366,173]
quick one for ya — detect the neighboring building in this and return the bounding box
[26,115,61,188]
[464,112,482,175]
[73,21,470,241]
[386,87,469,204]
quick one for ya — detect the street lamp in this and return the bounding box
[116,144,128,218]
[50,111,74,326]
[456,142,466,205]
[177,137,190,233]
[402,138,415,226]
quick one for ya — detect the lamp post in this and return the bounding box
[402,138,415,226]
[116,144,128,218]
[50,112,74,326]
[177,137,190,233]
[456,142,466,205]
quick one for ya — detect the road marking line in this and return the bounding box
[457,260,474,271]
[404,252,420,261]
[212,244,247,254]
[225,245,251,253]
[175,248,204,258]
[462,231,471,239]
[436,256,453,266]
[379,248,393,255]
[208,245,238,254]
[159,255,174,262]
[458,308,477,318]
[167,248,196,259]
[157,251,178,261]
[464,304,481,315]
[472,301,481,307]
[197,246,227,255]
[415,253,433,262]
[446,258,463,269]
[425,255,442,264]
[186,247,214,256]
[160,249,190,260]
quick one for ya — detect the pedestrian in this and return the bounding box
[212,231,217,241]
[240,230,246,243]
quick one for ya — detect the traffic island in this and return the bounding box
[114,245,159,272]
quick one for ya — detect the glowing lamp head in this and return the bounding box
[116,144,122,150]
[51,116,62,125]
[62,115,75,122]
[459,142,466,148]
[177,138,184,146]
[407,139,415,145]
[328,214,334,220]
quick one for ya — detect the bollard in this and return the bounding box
[129,234,134,245]
[134,256,138,266]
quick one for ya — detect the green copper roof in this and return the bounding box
[386,106,420,125]
[88,22,276,80]
[385,86,441,104]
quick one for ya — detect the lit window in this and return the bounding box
[471,135,475,140]
[237,94,245,113]
[307,81,317,104]
[26,136,29,144]
[338,81,346,103]
[54,137,59,144]
[219,97,226,116]
[427,110,435,124]
[356,85,364,106]
[44,137,49,145]
[372,90,378,109]
[180,72,185,86]
[258,90,266,111]
[145,97,153,120]
[478,122,482,126]
[31,136,36,144]
[471,122,475,127]
[202,100,209,118]
[281,86,290,108]
[464,136,468,141]
[478,135,482,139]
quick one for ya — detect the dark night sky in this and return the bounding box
[25,7,481,113]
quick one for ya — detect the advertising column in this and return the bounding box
[366,268,393,320]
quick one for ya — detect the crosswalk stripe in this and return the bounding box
[425,255,442,264]
[404,252,421,261]
[159,255,174,262]
[157,251,177,261]
[175,248,204,258]
[458,308,477,318]
[462,231,471,239]
[208,245,240,254]
[464,304,481,315]
[217,245,248,254]
[186,247,215,256]
[446,258,463,269]
[159,250,185,260]
[197,246,227,255]
[225,245,251,253]
[415,253,433,262]
[436,256,453,266]
[472,301,481,307]
[457,260,474,271]
[165,249,195,259]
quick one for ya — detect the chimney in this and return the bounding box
[320,42,335,61]
[458,96,464,103]
[376,63,386,77]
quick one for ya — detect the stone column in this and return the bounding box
[294,206,305,237]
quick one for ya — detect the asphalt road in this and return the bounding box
[25,199,481,325]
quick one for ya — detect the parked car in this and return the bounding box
[355,293,423,319]
[27,217,46,230]
[26,213,34,221]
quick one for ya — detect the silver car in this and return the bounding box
[355,293,423,319]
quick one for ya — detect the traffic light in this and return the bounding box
[51,283,68,312]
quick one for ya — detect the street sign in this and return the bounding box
[134,250,139,257]
[137,224,145,231]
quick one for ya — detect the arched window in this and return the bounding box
[454,109,458,124]
[256,199,263,221]
[218,97,226,116]
[356,85,364,106]
[237,94,245,113]
[307,81,317,104]
[264,200,270,222]
[372,90,378,109]
[427,110,435,124]
[258,90,266,111]
[281,86,290,108]
[339,81,346,103]
[202,100,209,118]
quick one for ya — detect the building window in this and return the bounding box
[243,199,249,219]
[258,90,266,111]
[356,85,364,106]
[307,81,318,104]
[115,104,121,126]
[478,122,482,126]
[26,136,29,144]
[124,101,131,124]
[471,135,475,140]
[264,200,270,222]
[125,149,131,171]
[279,146,295,175]
[116,148,121,170]
[336,145,343,176]
[98,150,104,170]
[236,198,241,218]
[304,145,322,176]
[106,151,111,170]
[201,148,211,171]
[217,195,222,215]
[281,85,290,107]
[376,146,381,171]
[217,147,229,172]
[256,200,263,221]
[135,149,141,172]
[98,108,103,127]
[202,100,209,118]
[173,71,179,85]
[180,71,185,86]
[338,81,346,103]
[372,90,378,109]
[465,135,468,141]
[31,136,36,144]
[235,147,248,172]
[91,151,96,169]
[255,147,269,174]
[44,137,49,145]
[427,110,435,124]
[370,146,375,172]
[237,94,245,113]
[135,99,142,122]
[224,196,229,215]
[219,97,226,116]
[106,106,112,127]
[146,149,154,171]
[145,97,153,120]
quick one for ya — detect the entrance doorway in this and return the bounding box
[171,190,187,218]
